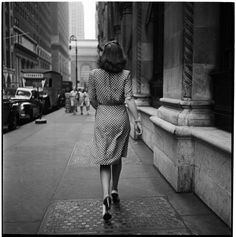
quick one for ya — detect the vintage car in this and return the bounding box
[11,87,42,121]
[3,92,19,131]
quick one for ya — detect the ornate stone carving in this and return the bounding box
[136,3,142,94]
[112,2,121,36]
[182,2,194,99]
[121,2,132,15]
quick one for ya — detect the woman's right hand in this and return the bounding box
[134,122,142,136]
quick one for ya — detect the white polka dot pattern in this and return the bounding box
[88,69,133,165]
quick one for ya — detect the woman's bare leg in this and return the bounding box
[100,165,112,220]
[111,159,122,191]
[100,165,111,198]
[80,106,83,115]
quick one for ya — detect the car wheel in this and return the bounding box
[8,113,17,130]
[30,110,34,121]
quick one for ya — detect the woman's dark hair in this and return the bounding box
[98,40,127,73]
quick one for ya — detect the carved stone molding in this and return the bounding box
[113,25,121,35]
[112,2,121,36]
[121,2,132,15]
[136,3,142,94]
[182,2,194,99]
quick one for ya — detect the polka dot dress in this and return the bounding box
[88,69,133,165]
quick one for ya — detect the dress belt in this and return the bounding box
[98,103,124,106]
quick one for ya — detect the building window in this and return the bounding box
[211,3,234,132]
[7,75,11,88]
[212,3,234,132]
[149,3,164,108]
[49,78,52,87]
[6,49,10,67]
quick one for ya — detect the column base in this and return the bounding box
[133,94,150,107]
[150,116,194,192]
[158,98,214,126]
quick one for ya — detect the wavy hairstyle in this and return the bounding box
[98,40,127,73]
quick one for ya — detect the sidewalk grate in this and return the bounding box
[38,197,191,235]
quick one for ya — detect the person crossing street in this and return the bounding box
[78,88,85,115]
[83,89,90,115]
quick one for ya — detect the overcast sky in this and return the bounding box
[81,0,96,39]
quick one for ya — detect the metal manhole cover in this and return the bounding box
[38,197,191,235]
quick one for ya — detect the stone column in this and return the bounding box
[120,2,133,70]
[131,2,151,107]
[111,3,121,41]
[158,2,219,127]
[152,3,220,192]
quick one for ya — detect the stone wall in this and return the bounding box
[137,107,232,227]
[96,1,232,228]
[192,127,232,227]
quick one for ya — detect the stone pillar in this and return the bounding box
[131,2,151,107]
[158,2,220,127]
[120,2,133,70]
[112,3,121,41]
[153,3,220,192]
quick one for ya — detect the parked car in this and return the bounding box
[11,87,42,122]
[57,90,66,107]
[3,92,19,131]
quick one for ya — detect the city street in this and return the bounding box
[3,107,231,235]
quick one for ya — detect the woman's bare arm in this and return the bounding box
[126,98,142,135]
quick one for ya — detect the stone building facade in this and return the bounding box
[69,40,98,88]
[69,2,85,40]
[96,2,233,227]
[2,2,70,89]
[50,2,70,81]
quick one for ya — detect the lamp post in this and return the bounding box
[69,35,78,89]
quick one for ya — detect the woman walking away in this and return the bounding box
[83,89,90,115]
[70,86,78,115]
[88,40,142,221]
[78,88,85,115]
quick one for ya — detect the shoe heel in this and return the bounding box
[111,191,120,204]
[103,196,112,220]
[103,196,111,210]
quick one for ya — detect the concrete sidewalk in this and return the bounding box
[3,107,231,235]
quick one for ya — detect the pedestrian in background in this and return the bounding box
[88,40,142,221]
[70,86,78,115]
[78,88,85,115]
[83,89,90,115]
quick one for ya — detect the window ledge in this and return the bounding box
[191,127,231,154]
[150,116,231,154]
[138,106,158,116]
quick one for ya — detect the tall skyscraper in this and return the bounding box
[2,2,53,88]
[2,2,71,88]
[50,2,70,81]
[69,2,84,39]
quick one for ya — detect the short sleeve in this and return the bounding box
[124,71,133,100]
[88,71,98,109]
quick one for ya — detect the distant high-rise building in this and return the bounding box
[50,2,70,81]
[2,2,53,88]
[2,2,71,88]
[69,2,84,39]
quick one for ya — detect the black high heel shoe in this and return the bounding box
[111,190,120,204]
[102,196,112,221]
